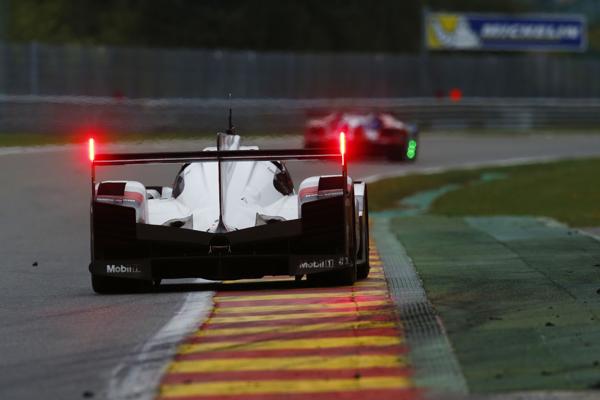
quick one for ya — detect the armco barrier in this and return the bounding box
[3,43,600,99]
[1,95,599,133]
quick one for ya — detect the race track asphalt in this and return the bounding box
[1,133,600,399]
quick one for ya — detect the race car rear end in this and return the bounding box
[305,112,419,161]
[88,133,370,293]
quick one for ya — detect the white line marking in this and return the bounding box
[577,228,600,243]
[107,283,214,400]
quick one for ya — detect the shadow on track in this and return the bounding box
[156,277,346,294]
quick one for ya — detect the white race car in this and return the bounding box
[88,132,370,293]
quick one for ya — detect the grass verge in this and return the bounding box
[0,131,289,147]
[0,132,211,147]
[0,133,77,147]
[370,157,600,227]
[392,215,600,392]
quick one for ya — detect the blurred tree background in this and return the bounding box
[2,0,599,53]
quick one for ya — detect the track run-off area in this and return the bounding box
[1,133,600,399]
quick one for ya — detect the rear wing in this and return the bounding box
[92,148,341,166]
[88,134,349,251]
[89,135,349,207]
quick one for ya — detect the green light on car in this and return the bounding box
[406,140,417,159]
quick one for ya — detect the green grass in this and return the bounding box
[392,215,600,392]
[369,169,483,211]
[434,128,600,136]
[0,132,209,147]
[0,133,75,147]
[370,157,600,227]
[0,131,290,147]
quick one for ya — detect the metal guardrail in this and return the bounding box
[3,42,600,99]
[1,95,600,133]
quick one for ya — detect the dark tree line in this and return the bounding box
[5,0,548,52]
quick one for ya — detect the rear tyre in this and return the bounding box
[309,203,358,286]
[308,261,356,287]
[387,145,407,162]
[388,139,418,162]
[357,250,370,280]
[333,262,357,285]
[357,190,370,281]
[357,263,370,280]
[91,275,152,294]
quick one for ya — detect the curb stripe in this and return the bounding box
[168,355,406,373]
[178,335,402,353]
[188,327,400,343]
[161,366,410,384]
[158,242,417,400]
[204,314,394,330]
[217,285,386,297]
[206,309,391,324]
[212,300,389,315]
[158,388,419,400]
[212,294,390,307]
[160,376,412,397]
[194,320,397,337]
[216,290,386,302]
[174,345,408,361]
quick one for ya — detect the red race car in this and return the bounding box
[305,112,419,162]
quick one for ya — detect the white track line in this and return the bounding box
[107,284,214,400]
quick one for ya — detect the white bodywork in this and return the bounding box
[96,134,366,236]
[91,133,372,284]
[147,135,299,232]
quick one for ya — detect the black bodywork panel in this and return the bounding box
[90,195,351,281]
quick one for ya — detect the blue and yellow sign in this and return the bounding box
[426,13,586,52]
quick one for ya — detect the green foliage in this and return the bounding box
[8,0,422,52]
[5,0,534,52]
[7,1,596,52]
[426,0,529,13]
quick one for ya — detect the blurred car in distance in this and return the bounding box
[305,112,419,162]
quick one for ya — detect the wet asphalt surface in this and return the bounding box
[1,133,600,399]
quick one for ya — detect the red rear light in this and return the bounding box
[449,88,463,102]
[339,131,346,166]
[89,138,95,162]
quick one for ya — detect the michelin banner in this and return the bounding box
[426,13,586,52]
